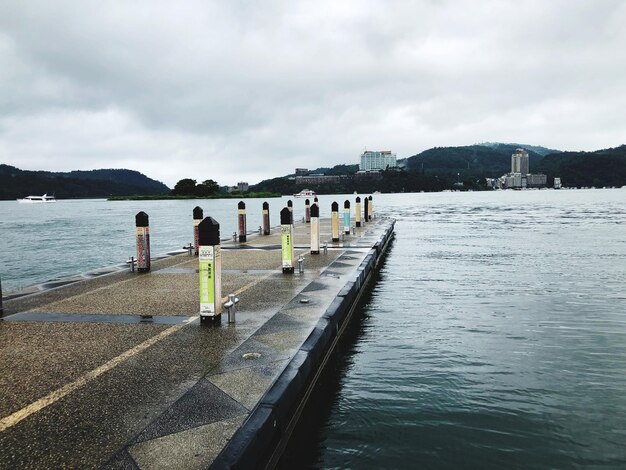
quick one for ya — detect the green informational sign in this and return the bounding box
[199,246,215,314]
[281,225,293,268]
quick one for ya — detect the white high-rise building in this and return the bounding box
[360,150,397,171]
[511,148,529,174]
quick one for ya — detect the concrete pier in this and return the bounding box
[0,216,395,469]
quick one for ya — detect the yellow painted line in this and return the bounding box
[0,270,277,433]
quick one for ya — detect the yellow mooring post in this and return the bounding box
[262,201,270,235]
[281,207,294,273]
[198,217,222,323]
[310,202,320,254]
[331,201,339,242]
[368,195,373,221]
[355,196,362,227]
[135,211,150,272]
[193,206,203,256]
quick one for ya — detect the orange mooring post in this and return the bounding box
[305,199,311,223]
[193,206,203,255]
[331,201,339,242]
[238,201,247,243]
[135,211,150,272]
[310,202,320,254]
[368,195,373,221]
[262,201,270,235]
[355,196,362,227]
[198,217,221,322]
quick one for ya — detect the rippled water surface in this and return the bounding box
[281,189,626,469]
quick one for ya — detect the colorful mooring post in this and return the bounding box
[238,201,247,243]
[193,206,203,256]
[310,202,320,254]
[281,207,294,273]
[355,196,361,227]
[331,201,339,242]
[135,211,150,272]
[262,201,270,235]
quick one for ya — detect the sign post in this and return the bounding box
[198,217,221,322]
[135,211,150,272]
[281,207,294,273]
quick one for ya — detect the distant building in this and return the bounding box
[487,148,547,189]
[295,168,309,176]
[295,174,341,185]
[360,150,397,171]
[237,182,249,192]
[511,148,530,174]
[355,169,384,180]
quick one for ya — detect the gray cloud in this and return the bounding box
[1,0,625,186]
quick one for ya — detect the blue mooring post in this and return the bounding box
[281,207,294,273]
[331,201,339,242]
[262,201,270,235]
[198,217,221,323]
[238,201,247,243]
[135,211,150,272]
[355,196,362,227]
[344,200,351,235]
[305,199,311,223]
[193,206,203,256]
[310,203,320,254]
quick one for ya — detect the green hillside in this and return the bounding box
[0,165,169,200]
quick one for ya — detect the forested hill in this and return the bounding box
[535,145,626,187]
[0,165,169,199]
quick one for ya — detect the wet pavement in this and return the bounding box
[0,217,393,469]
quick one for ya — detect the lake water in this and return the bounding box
[2,190,626,468]
[280,189,626,469]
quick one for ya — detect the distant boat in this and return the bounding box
[294,189,316,198]
[17,194,57,203]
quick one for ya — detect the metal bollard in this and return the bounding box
[352,226,356,235]
[224,293,240,323]
[183,243,193,256]
[127,256,136,272]
[258,225,262,235]
[323,242,328,255]
[232,232,237,242]
[297,255,305,273]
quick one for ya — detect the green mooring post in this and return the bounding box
[262,201,270,235]
[198,217,221,323]
[281,207,294,273]
[238,201,247,243]
[310,203,320,254]
[331,201,339,242]
[135,211,150,272]
[193,206,203,256]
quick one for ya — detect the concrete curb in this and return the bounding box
[211,218,395,469]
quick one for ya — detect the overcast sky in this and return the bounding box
[1,1,625,187]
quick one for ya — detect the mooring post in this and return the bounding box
[135,211,150,272]
[281,207,294,273]
[364,196,369,224]
[368,195,373,221]
[355,196,362,227]
[310,202,320,254]
[262,201,270,235]
[287,199,293,224]
[198,217,222,323]
[193,206,203,256]
[0,278,4,317]
[344,200,351,235]
[331,201,339,242]
[305,199,311,223]
[238,201,247,243]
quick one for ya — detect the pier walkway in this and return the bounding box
[0,216,394,469]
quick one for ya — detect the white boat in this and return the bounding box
[293,189,316,198]
[17,193,57,203]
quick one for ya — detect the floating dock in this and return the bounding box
[0,216,395,469]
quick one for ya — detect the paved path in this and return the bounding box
[0,217,393,469]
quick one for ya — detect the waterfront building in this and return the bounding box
[360,150,397,171]
[237,182,249,192]
[295,174,341,185]
[487,148,547,189]
[511,148,530,174]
